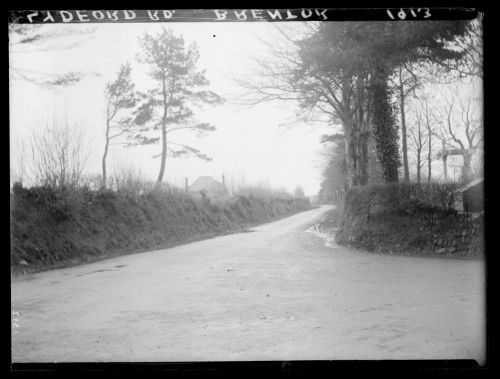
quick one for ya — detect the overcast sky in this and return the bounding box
[9,21,483,194]
[9,22,333,196]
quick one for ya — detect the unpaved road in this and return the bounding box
[11,205,485,363]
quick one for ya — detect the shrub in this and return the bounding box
[343,182,460,222]
[336,182,483,258]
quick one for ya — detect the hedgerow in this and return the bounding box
[10,182,310,272]
[334,182,483,258]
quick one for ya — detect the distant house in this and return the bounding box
[455,177,484,213]
[188,176,228,197]
[308,195,319,205]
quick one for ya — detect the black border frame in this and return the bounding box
[6,2,495,376]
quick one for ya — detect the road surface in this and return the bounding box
[11,205,485,363]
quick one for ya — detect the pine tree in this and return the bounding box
[102,63,136,188]
[131,28,223,183]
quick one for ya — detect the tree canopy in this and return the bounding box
[130,28,223,183]
[297,20,469,183]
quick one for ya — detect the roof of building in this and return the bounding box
[188,176,226,193]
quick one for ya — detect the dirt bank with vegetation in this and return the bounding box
[319,183,484,259]
[10,183,310,274]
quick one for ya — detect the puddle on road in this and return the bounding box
[76,265,127,277]
[306,224,339,248]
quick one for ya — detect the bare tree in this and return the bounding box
[236,24,374,187]
[390,63,421,182]
[423,101,437,184]
[10,135,27,186]
[27,117,90,188]
[102,63,137,188]
[408,89,446,184]
[434,84,483,184]
[407,105,428,184]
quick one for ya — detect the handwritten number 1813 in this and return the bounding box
[387,8,431,20]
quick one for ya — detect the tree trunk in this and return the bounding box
[101,118,110,189]
[370,65,400,183]
[157,130,167,183]
[462,152,472,184]
[356,82,369,186]
[399,70,409,182]
[101,140,109,189]
[345,136,358,187]
[416,154,421,184]
[427,125,432,184]
[357,132,369,186]
[343,80,370,188]
[157,77,168,184]
[442,156,448,182]
[344,121,369,187]
[367,133,381,185]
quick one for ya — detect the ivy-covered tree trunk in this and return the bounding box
[344,137,357,187]
[357,131,369,186]
[370,66,400,183]
[344,121,369,187]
